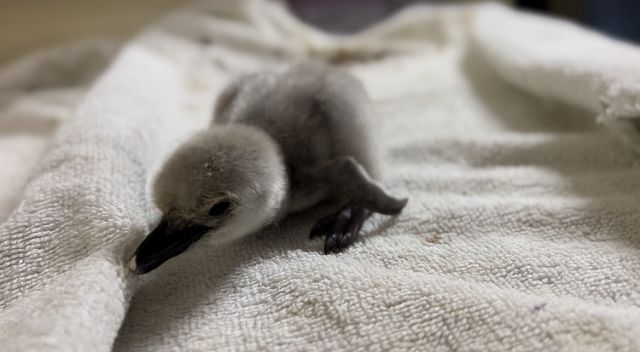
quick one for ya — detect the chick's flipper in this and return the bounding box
[307,156,408,215]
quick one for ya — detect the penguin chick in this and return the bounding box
[130,62,407,274]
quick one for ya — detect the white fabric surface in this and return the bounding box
[1,1,640,351]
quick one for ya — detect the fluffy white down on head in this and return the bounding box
[152,124,288,245]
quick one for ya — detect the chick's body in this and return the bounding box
[214,62,381,213]
[130,62,406,275]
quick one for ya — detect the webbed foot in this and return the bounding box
[309,203,372,254]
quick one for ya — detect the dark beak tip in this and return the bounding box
[127,222,212,275]
[128,255,144,275]
[128,254,154,275]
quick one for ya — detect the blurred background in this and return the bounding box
[1,0,639,63]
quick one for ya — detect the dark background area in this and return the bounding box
[1,0,638,64]
[287,0,640,44]
[516,0,640,43]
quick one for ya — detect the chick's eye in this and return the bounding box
[209,201,231,216]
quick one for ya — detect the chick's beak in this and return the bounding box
[129,218,211,274]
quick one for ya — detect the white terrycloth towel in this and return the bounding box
[1,1,640,351]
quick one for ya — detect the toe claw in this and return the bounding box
[334,232,352,252]
[314,203,374,254]
[324,233,340,254]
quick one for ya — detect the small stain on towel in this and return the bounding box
[532,303,547,313]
